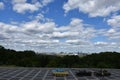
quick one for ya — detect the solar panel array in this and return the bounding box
[0,68,120,80]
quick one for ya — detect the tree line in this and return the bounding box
[0,45,120,68]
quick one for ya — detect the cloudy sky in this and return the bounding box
[0,0,120,53]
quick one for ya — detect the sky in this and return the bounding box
[0,0,120,53]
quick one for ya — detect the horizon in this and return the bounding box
[0,0,120,53]
[1,45,119,54]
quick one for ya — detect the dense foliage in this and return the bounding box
[0,45,120,68]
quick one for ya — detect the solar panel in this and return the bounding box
[0,68,119,80]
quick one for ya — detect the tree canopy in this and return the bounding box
[0,45,120,68]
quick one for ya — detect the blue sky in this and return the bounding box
[0,0,120,53]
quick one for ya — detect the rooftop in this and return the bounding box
[0,67,120,80]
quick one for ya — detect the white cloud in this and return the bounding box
[0,17,120,53]
[54,18,96,39]
[94,41,120,49]
[91,41,120,52]
[0,33,8,40]
[0,20,59,52]
[52,31,79,38]
[13,2,41,13]
[12,0,53,13]
[19,39,59,44]
[63,0,120,17]
[0,22,19,33]
[107,15,120,28]
[105,29,120,40]
[0,2,4,9]
[104,15,120,40]
[70,18,83,26]
[21,20,56,34]
[94,42,108,46]
[0,17,96,52]
[0,0,120,53]
[107,29,116,33]
[42,0,53,6]
[54,26,69,32]
[96,28,120,41]
[12,0,26,3]
[66,39,90,45]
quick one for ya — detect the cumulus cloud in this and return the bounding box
[21,20,56,34]
[66,39,90,45]
[0,19,56,41]
[105,29,120,40]
[13,3,40,13]
[0,16,120,52]
[0,0,120,53]
[42,0,53,6]
[92,41,120,52]
[12,0,53,13]
[63,0,120,17]
[0,34,8,40]
[94,42,108,46]
[94,41,120,50]
[0,17,96,52]
[12,0,41,13]
[0,2,4,9]
[0,20,59,52]
[107,15,120,29]
[52,31,79,38]
[0,22,19,33]
[104,15,120,40]
[12,0,26,3]
[54,18,96,39]
[107,29,116,33]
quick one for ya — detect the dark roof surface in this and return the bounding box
[0,67,120,80]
